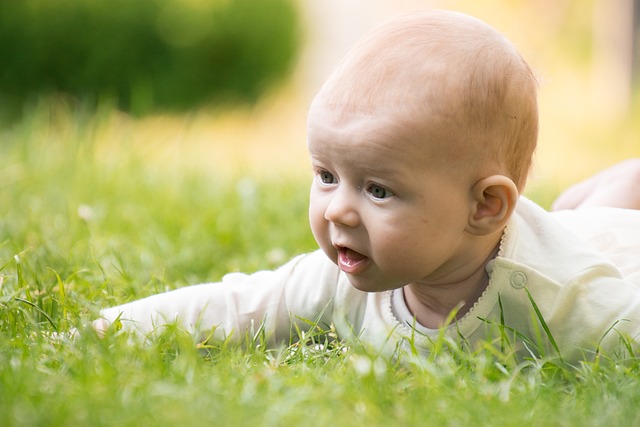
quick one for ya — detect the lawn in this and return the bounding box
[1,100,640,427]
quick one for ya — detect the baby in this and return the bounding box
[96,10,640,362]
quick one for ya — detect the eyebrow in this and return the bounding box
[348,148,412,183]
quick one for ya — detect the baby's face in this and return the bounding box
[307,102,476,292]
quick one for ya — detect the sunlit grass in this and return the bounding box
[1,96,640,426]
[2,2,640,423]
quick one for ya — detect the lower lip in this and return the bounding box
[337,250,369,274]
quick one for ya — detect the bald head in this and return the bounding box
[310,10,538,189]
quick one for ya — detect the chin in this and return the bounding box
[345,276,391,293]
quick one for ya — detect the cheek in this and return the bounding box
[308,192,328,242]
[308,190,320,227]
[308,207,336,264]
[372,215,437,259]
[308,192,339,265]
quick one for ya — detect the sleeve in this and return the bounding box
[550,207,640,284]
[549,264,640,360]
[491,258,640,361]
[98,250,341,343]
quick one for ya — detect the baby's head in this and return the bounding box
[309,9,538,191]
[307,10,539,295]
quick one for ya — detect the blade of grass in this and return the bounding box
[14,297,57,330]
[524,287,562,362]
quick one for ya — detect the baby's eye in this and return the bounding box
[318,170,337,184]
[367,183,393,200]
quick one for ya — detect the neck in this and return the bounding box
[403,236,501,329]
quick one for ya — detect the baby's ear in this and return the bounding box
[467,175,518,236]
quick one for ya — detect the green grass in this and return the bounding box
[2,104,640,427]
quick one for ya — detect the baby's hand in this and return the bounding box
[92,318,110,337]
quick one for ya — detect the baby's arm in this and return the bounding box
[95,251,340,344]
[551,158,640,211]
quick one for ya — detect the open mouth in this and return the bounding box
[336,246,369,274]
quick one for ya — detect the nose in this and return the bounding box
[324,187,360,228]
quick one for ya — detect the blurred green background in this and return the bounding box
[0,0,638,195]
[0,0,300,116]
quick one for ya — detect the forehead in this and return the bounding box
[307,102,439,169]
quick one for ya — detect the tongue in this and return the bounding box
[345,248,366,261]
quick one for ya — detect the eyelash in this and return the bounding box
[316,169,394,200]
[317,169,337,184]
[366,183,393,200]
